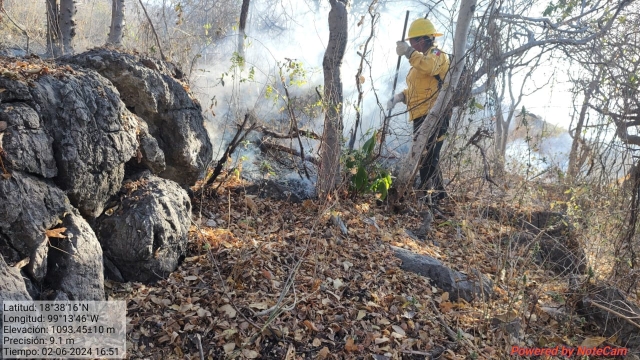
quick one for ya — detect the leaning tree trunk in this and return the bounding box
[391,0,477,204]
[107,0,126,46]
[237,0,250,58]
[59,0,76,54]
[317,0,348,198]
[568,78,598,181]
[46,0,62,57]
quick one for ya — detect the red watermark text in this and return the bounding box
[510,345,628,357]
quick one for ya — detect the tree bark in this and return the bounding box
[317,0,348,198]
[46,0,62,57]
[567,78,598,181]
[107,0,126,46]
[237,0,250,58]
[59,0,76,55]
[392,0,477,203]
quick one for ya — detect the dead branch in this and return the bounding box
[348,0,378,151]
[254,125,320,140]
[1,8,29,53]
[280,75,311,179]
[137,0,166,61]
[259,141,319,166]
[200,113,257,191]
[467,128,500,188]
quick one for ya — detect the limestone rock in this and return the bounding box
[46,210,105,300]
[30,69,138,218]
[392,246,493,302]
[67,50,212,186]
[95,172,190,283]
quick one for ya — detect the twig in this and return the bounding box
[259,141,319,165]
[349,1,378,151]
[586,299,640,330]
[199,113,257,191]
[280,76,311,179]
[1,8,29,53]
[189,333,204,360]
[467,128,500,188]
[428,297,459,342]
[137,0,166,61]
[254,125,320,140]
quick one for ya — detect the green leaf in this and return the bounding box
[354,166,368,193]
[362,130,377,157]
[474,102,485,110]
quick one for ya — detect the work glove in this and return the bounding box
[396,41,415,59]
[386,93,405,111]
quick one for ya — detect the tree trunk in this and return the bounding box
[237,0,250,58]
[567,79,598,181]
[46,0,62,57]
[107,0,126,46]
[317,0,347,198]
[59,0,76,55]
[392,0,477,203]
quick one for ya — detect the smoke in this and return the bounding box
[188,0,457,186]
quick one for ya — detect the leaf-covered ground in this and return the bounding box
[109,178,633,359]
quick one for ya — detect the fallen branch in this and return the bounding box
[255,125,320,140]
[586,299,640,330]
[259,141,319,166]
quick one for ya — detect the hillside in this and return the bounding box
[109,175,640,359]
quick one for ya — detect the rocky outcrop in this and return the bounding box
[392,246,493,302]
[95,172,190,283]
[487,209,587,275]
[30,69,138,219]
[0,50,211,302]
[577,286,640,350]
[46,211,105,300]
[0,256,32,303]
[67,50,213,186]
[0,103,57,178]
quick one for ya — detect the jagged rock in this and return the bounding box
[392,246,493,302]
[126,115,166,175]
[0,103,57,177]
[46,210,105,300]
[0,172,69,277]
[67,50,212,187]
[507,231,586,275]
[0,76,32,102]
[0,255,32,303]
[29,69,138,218]
[95,172,190,283]
[577,286,640,349]
[487,209,587,275]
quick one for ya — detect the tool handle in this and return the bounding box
[387,10,410,119]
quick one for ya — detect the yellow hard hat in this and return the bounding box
[407,18,443,38]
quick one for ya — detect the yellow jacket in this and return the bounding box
[402,46,450,121]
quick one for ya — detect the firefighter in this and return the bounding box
[387,18,450,201]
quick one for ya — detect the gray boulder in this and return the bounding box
[0,256,32,303]
[0,172,69,279]
[29,69,138,219]
[0,103,57,178]
[67,50,212,186]
[0,256,32,328]
[577,286,640,350]
[127,115,166,174]
[46,210,105,300]
[392,246,493,302]
[95,172,190,283]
